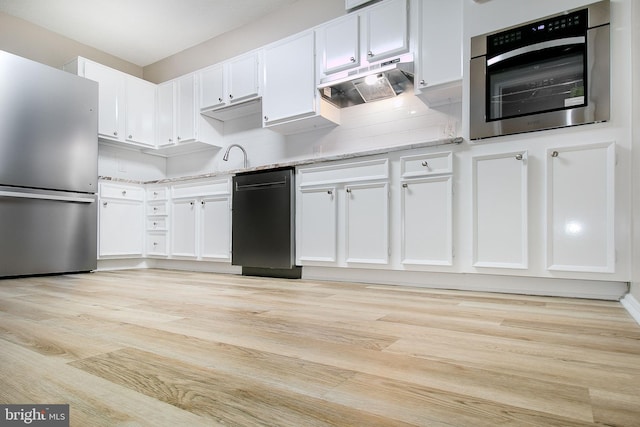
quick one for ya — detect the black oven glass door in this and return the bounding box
[487,41,586,121]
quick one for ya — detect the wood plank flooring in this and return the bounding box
[0,269,639,426]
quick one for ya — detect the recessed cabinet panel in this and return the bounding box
[401,176,452,265]
[366,0,408,62]
[345,182,389,264]
[99,198,144,257]
[157,82,175,147]
[547,143,615,272]
[298,187,337,263]
[201,196,231,260]
[227,53,260,104]
[473,152,528,269]
[125,77,156,146]
[83,60,124,140]
[177,75,196,143]
[263,31,317,125]
[171,199,197,257]
[199,64,225,110]
[322,14,360,74]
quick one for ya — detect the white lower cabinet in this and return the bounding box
[345,182,389,264]
[472,151,528,269]
[296,158,389,266]
[98,182,144,258]
[401,176,453,266]
[170,179,231,261]
[298,187,338,263]
[546,142,616,273]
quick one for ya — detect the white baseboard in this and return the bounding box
[302,267,629,300]
[621,293,640,326]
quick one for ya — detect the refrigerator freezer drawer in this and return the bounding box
[0,188,97,277]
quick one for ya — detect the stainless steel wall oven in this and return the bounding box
[470,1,610,140]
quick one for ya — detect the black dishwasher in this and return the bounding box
[231,167,301,278]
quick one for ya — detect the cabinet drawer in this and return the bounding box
[298,158,389,186]
[99,183,145,200]
[146,232,168,255]
[147,202,168,216]
[147,217,167,231]
[400,152,452,177]
[147,188,167,201]
[172,180,230,198]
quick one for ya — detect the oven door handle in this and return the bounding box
[487,36,585,67]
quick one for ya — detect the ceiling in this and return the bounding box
[0,0,300,67]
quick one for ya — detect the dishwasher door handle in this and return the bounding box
[235,179,287,191]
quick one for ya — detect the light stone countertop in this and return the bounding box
[99,136,464,185]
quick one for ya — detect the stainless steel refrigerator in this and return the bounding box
[0,50,99,277]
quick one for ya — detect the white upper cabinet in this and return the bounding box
[321,14,361,74]
[416,0,463,105]
[365,0,408,63]
[263,30,340,134]
[199,64,225,111]
[125,76,156,147]
[318,0,409,78]
[81,59,125,142]
[68,57,157,148]
[156,74,223,155]
[199,50,262,121]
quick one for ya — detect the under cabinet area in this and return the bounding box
[98,182,145,258]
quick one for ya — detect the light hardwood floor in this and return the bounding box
[0,269,639,426]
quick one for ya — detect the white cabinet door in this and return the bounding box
[176,74,196,143]
[200,196,231,260]
[321,14,360,74]
[125,77,156,147]
[298,187,338,263]
[366,0,408,62]
[263,31,317,125]
[199,64,225,110]
[157,82,175,147]
[83,60,124,141]
[418,0,463,90]
[401,176,452,266]
[345,182,389,264]
[473,152,528,269]
[99,199,144,257]
[227,52,260,104]
[171,198,197,257]
[546,143,615,272]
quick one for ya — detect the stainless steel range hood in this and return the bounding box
[318,55,414,108]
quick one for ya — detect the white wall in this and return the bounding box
[631,0,640,301]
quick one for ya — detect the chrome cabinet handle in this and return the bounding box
[421,161,429,167]
[229,94,234,100]
[218,97,223,102]
[189,201,194,206]
[113,131,118,136]
[420,79,426,86]
[350,57,356,63]
[122,190,127,196]
[402,183,408,188]
[103,201,108,207]
[551,151,559,157]
[201,200,205,206]
[346,188,351,193]
[367,51,374,57]
[515,154,523,160]
[327,190,333,195]
[128,134,133,139]
[264,116,269,121]
[177,136,182,141]
[168,138,173,143]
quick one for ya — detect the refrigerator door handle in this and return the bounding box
[0,190,95,203]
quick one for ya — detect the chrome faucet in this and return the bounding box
[222,143,248,169]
